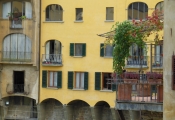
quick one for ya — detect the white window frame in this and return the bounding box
[48,71,57,87]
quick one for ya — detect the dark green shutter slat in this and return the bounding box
[100,44,104,57]
[84,72,88,90]
[57,71,62,88]
[68,71,73,89]
[82,43,86,56]
[70,43,74,56]
[112,84,116,91]
[42,71,47,88]
[95,72,101,90]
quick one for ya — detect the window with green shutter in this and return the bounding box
[70,43,86,57]
[68,71,73,89]
[84,72,88,90]
[57,71,62,88]
[100,44,104,57]
[42,71,47,88]
[70,43,74,56]
[95,72,101,90]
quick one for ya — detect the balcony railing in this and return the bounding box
[10,19,23,28]
[114,72,163,103]
[42,54,62,66]
[2,51,31,62]
[152,55,163,68]
[6,84,30,95]
[126,56,147,66]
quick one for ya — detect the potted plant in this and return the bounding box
[123,72,138,83]
[147,72,163,84]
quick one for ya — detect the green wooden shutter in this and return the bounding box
[68,71,73,89]
[100,44,104,57]
[84,72,88,90]
[57,71,62,88]
[42,71,47,88]
[70,43,74,56]
[95,72,101,90]
[112,84,116,91]
[82,43,86,56]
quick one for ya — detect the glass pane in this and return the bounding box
[75,44,82,56]
[106,7,114,20]
[48,4,63,21]
[80,73,84,89]
[54,72,57,87]
[49,72,53,86]
[105,45,113,57]
[76,8,83,20]
[76,72,80,88]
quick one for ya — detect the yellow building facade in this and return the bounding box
[39,0,163,120]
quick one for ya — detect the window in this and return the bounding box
[153,41,163,67]
[128,2,148,20]
[106,7,114,20]
[68,71,88,90]
[100,44,113,57]
[127,43,147,65]
[155,2,164,11]
[70,43,86,57]
[42,71,62,88]
[14,71,24,93]
[3,34,31,61]
[76,8,83,21]
[95,72,116,91]
[46,4,63,21]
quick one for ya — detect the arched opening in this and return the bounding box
[155,1,164,11]
[3,33,31,62]
[40,98,63,120]
[46,4,63,21]
[128,2,148,20]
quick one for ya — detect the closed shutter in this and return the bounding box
[172,55,175,90]
[68,71,73,89]
[70,43,74,56]
[84,72,88,90]
[95,72,101,90]
[100,44,104,57]
[57,71,62,88]
[82,43,86,56]
[112,84,116,91]
[42,71,47,88]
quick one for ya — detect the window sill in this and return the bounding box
[46,87,58,90]
[125,65,148,69]
[100,90,113,92]
[73,56,84,58]
[72,89,85,91]
[74,20,83,23]
[104,20,114,22]
[43,21,64,23]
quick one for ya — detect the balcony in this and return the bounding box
[42,54,62,66]
[6,84,30,95]
[152,55,163,69]
[126,56,148,68]
[115,72,163,112]
[1,51,32,62]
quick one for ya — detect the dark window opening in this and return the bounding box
[76,8,83,21]
[102,73,112,90]
[14,71,24,93]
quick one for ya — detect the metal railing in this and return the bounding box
[114,72,163,103]
[6,84,30,95]
[152,55,163,68]
[2,51,31,62]
[42,54,62,65]
[127,55,147,66]
[10,19,23,28]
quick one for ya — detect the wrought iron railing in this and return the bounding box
[42,54,62,65]
[114,72,163,103]
[152,55,163,68]
[6,84,30,95]
[126,56,147,66]
[2,51,31,62]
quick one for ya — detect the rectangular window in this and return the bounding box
[106,7,114,20]
[70,43,86,57]
[105,45,113,57]
[102,73,112,90]
[76,8,83,21]
[75,72,84,89]
[48,71,57,87]
[75,44,83,56]
[14,71,25,93]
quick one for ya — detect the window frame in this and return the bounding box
[48,71,58,87]
[75,8,83,21]
[102,72,113,90]
[70,43,86,57]
[155,1,164,11]
[100,43,113,57]
[74,72,85,89]
[106,7,114,21]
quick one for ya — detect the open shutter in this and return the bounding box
[112,84,116,91]
[70,43,74,56]
[68,71,73,89]
[82,43,86,56]
[42,71,47,88]
[84,72,88,90]
[57,71,62,88]
[100,44,104,57]
[95,72,101,90]
[172,55,175,90]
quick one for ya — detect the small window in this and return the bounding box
[128,2,148,20]
[75,72,85,89]
[155,2,164,11]
[106,7,114,20]
[100,44,113,57]
[70,43,86,57]
[46,4,63,21]
[48,71,58,87]
[102,73,113,90]
[76,8,83,21]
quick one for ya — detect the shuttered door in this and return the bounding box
[42,71,47,88]
[57,71,62,88]
[68,71,73,89]
[95,72,101,90]
[84,72,88,90]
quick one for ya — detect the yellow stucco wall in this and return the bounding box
[40,0,163,107]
